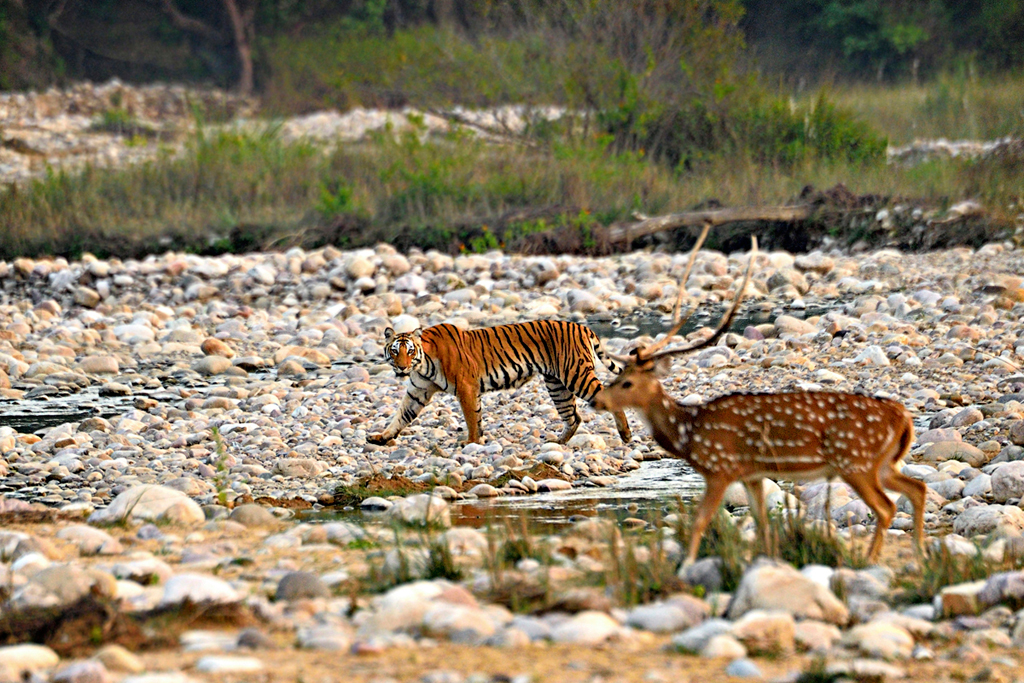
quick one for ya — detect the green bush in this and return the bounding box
[742,92,888,165]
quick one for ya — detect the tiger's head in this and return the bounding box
[383,327,422,377]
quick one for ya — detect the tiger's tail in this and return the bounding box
[589,330,624,374]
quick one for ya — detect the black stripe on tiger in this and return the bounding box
[367,320,632,446]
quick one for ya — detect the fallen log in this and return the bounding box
[605,204,814,243]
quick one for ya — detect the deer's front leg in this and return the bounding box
[368,381,439,445]
[684,474,731,566]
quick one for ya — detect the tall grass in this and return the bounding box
[813,74,1024,146]
[2,120,1021,260]
[261,25,571,114]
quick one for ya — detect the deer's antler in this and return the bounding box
[671,220,712,325]
[643,235,757,362]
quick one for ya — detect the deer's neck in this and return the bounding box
[643,389,692,457]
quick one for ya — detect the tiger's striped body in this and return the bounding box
[367,321,631,446]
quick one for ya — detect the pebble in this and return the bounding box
[724,658,762,678]
[0,644,60,674]
[549,611,621,644]
[276,571,330,601]
[193,656,264,674]
[159,574,240,606]
[93,645,145,673]
[53,661,112,683]
[727,560,848,626]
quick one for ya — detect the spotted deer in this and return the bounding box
[593,237,925,565]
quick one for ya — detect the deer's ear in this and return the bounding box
[383,327,395,343]
[653,357,673,378]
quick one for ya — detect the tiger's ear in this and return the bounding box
[383,327,395,343]
[411,328,421,338]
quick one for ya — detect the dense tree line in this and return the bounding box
[742,0,1024,84]
[1,0,1022,93]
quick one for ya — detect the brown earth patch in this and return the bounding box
[0,595,261,658]
[0,596,148,657]
[333,473,430,507]
[254,496,314,510]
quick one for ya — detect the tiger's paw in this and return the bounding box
[367,433,394,446]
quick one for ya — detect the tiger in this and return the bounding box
[367,321,632,446]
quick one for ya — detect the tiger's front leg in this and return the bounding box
[456,385,484,444]
[367,381,439,445]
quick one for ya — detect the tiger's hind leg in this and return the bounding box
[543,375,581,444]
[575,373,631,444]
[611,410,631,443]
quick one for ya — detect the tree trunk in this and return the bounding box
[222,0,254,95]
[604,205,814,243]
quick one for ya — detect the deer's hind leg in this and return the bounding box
[880,463,927,554]
[844,473,897,562]
[743,478,770,555]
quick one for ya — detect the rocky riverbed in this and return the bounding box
[4,242,1024,681]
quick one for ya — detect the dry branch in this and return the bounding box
[606,204,813,243]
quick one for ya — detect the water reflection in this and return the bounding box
[451,459,706,532]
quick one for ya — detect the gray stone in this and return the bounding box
[272,458,324,478]
[977,571,1024,609]
[93,645,144,673]
[963,474,992,499]
[724,658,763,678]
[842,622,915,659]
[78,355,119,374]
[192,356,233,376]
[727,560,848,625]
[917,428,961,443]
[680,557,724,592]
[671,619,733,654]
[922,441,988,467]
[74,286,102,308]
[774,315,816,336]
[228,504,278,527]
[991,461,1024,502]
[928,478,965,500]
[549,611,620,644]
[626,602,703,633]
[54,661,112,683]
[236,628,276,650]
[55,525,122,556]
[953,504,1024,537]
[20,565,115,608]
[276,571,329,601]
[160,574,240,606]
[731,610,796,656]
[422,603,500,644]
[0,644,60,675]
[88,485,204,526]
[700,634,747,658]
[298,626,352,650]
[385,494,451,527]
[194,656,264,674]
